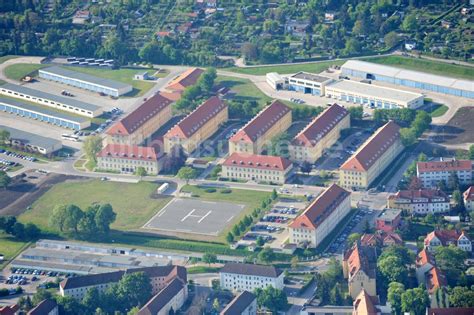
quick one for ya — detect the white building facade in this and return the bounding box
[219,263,284,292]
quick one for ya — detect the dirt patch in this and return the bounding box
[0,173,84,216]
[431,107,474,145]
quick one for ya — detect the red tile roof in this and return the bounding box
[340,121,401,172]
[426,267,447,293]
[223,153,292,171]
[164,96,227,139]
[292,103,349,147]
[417,159,472,173]
[289,184,350,230]
[166,68,204,92]
[416,249,436,268]
[361,231,403,247]
[353,289,378,315]
[97,144,158,161]
[464,186,474,201]
[344,243,377,279]
[389,189,449,203]
[230,100,291,144]
[424,230,470,247]
[160,91,182,102]
[427,308,474,315]
[107,93,172,136]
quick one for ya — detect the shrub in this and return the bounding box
[220,189,232,194]
[204,188,217,193]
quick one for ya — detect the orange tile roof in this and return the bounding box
[416,249,436,268]
[353,289,378,315]
[289,184,350,230]
[292,103,348,147]
[230,100,291,144]
[389,189,449,203]
[426,267,447,293]
[464,186,474,201]
[340,121,401,172]
[417,159,472,173]
[424,230,469,247]
[361,231,403,247]
[164,96,227,140]
[344,243,377,279]
[166,68,204,92]
[223,153,292,171]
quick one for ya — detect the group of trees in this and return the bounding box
[377,246,414,291]
[174,68,217,113]
[254,286,288,313]
[400,111,432,147]
[0,170,11,189]
[314,258,352,306]
[83,136,103,166]
[50,203,116,239]
[387,283,430,315]
[0,216,41,241]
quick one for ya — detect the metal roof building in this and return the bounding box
[0,83,102,117]
[0,125,62,155]
[341,60,474,99]
[39,66,133,97]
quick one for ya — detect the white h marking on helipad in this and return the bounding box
[198,211,212,223]
[181,209,196,222]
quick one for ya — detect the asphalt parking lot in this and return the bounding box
[143,198,246,236]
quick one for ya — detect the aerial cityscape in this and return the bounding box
[0,0,473,315]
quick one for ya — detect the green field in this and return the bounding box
[225,60,345,76]
[4,63,48,81]
[364,55,474,80]
[19,180,172,232]
[425,104,449,118]
[0,233,29,270]
[62,66,156,97]
[216,75,271,106]
[0,55,18,64]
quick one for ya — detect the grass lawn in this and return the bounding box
[18,180,172,232]
[225,60,345,75]
[0,233,29,270]
[425,104,449,118]
[4,63,48,81]
[62,66,156,97]
[216,75,271,106]
[187,266,221,274]
[0,55,18,64]
[364,55,474,80]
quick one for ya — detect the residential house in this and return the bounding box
[343,243,377,299]
[415,249,448,308]
[424,230,472,252]
[387,189,450,215]
[463,186,474,211]
[360,230,403,248]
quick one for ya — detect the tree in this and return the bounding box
[330,284,343,305]
[452,190,465,213]
[384,31,400,48]
[18,295,33,311]
[226,232,234,243]
[94,203,116,234]
[64,204,84,234]
[400,127,417,146]
[0,170,11,190]
[50,204,68,232]
[377,255,408,285]
[468,145,474,160]
[256,236,265,247]
[0,129,10,144]
[401,287,429,315]
[387,282,405,315]
[348,106,363,122]
[56,295,86,315]
[254,286,288,313]
[402,12,418,31]
[448,173,460,191]
[199,68,217,93]
[114,272,152,311]
[257,247,275,264]
[363,220,371,233]
[448,286,474,307]
[24,223,40,240]
[300,161,312,174]
[82,287,102,314]
[32,288,53,306]
[0,216,17,234]
[347,233,362,247]
[202,253,217,266]
[177,166,197,184]
[291,256,299,269]
[83,136,103,163]
[434,245,468,285]
[135,167,147,178]
[271,189,278,200]
[212,298,220,312]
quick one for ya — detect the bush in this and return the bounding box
[204,188,217,193]
[220,189,232,194]
[0,288,8,297]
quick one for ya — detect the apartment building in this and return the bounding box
[60,265,186,300]
[106,93,173,146]
[166,68,204,93]
[287,72,333,96]
[138,278,187,315]
[229,100,291,155]
[164,96,228,154]
[339,121,403,190]
[387,189,450,215]
[464,186,474,211]
[289,184,351,248]
[96,144,161,175]
[343,243,377,299]
[221,153,293,184]
[219,263,284,292]
[221,291,257,315]
[416,159,473,188]
[289,103,350,163]
[424,230,472,252]
[375,208,402,233]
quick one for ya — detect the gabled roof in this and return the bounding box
[463,186,474,201]
[389,189,449,203]
[361,231,403,247]
[344,243,377,279]
[27,299,57,315]
[426,267,447,293]
[417,159,472,173]
[0,304,19,315]
[107,93,173,135]
[220,263,282,278]
[97,144,158,161]
[223,153,292,171]
[289,184,350,230]
[427,308,474,315]
[230,100,291,143]
[353,289,378,315]
[292,103,348,147]
[166,68,204,92]
[138,279,185,315]
[221,291,256,315]
[425,230,470,247]
[340,121,401,172]
[164,96,227,140]
[416,249,436,268]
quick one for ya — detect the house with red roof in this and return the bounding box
[221,153,293,184]
[424,229,472,252]
[229,100,292,155]
[339,121,403,190]
[289,184,351,248]
[387,189,450,215]
[163,96,228,154]
[165,68,204,93]
[415,249,449,308]
[375,208,402,233]
[360,230,403,248]
[96,144,161,175]
[106,92,173,146]
[352,289,380,315]
[463,186,474,211]
[289,103,350,163]
[343,243,377,299]
[416,159,472,188]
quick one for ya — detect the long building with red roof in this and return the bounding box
[229,100,291,155]
[96,144,161,175]
[339,120,403,190]
[387,189,450,215]
[165,68,204,93]
[106,92,173,145]
[221,153,293,184]
[163,96,228,154]
[416,158,472,188]
[289,184,351,248]
[289,103,350,163]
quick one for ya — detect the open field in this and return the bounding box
[432,107,474,145]
[225,60,345,76]
[364,55,474,80]
[424,104,449,118]
[0,233,29,270]
[4,63,48,81]
[216,75,271,106]
[18,180,172,232]
[62,66,156,97]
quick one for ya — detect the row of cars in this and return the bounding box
[327,209,373,254]
[1,149,37,162]
[0,158,18,172]
[12,267,77,278]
